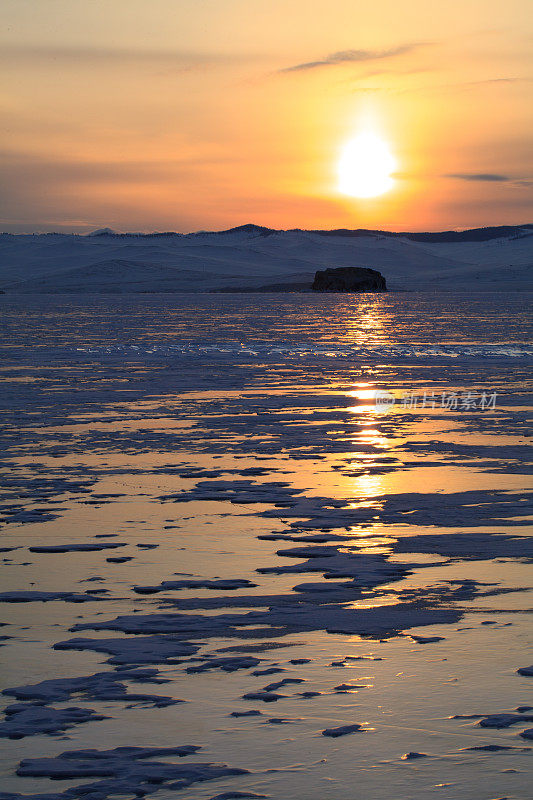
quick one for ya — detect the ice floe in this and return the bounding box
[0,704,107,739]
[321,724,365,737]
[28,543,126,553]
[3,668,182,708]
[54,636,199,665]
[134,578,257,594]
[0,746,245,800]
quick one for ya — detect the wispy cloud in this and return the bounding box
[444,173,532,188]
[279,43,427,73]
[0,151,238,188]
[445,173,511,182]
[422,77,521,94]
[0,43,248,70]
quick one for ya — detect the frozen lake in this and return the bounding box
[0,292,532,800]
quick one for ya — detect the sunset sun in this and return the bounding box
[338,131,397,198]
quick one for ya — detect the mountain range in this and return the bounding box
[1,223,531,293]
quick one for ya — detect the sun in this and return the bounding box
[338,131,397,198]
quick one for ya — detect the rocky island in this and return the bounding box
[312,266,387,292]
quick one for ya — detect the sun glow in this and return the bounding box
[338,131,397,198]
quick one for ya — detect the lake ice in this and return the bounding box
[0,292,531,800]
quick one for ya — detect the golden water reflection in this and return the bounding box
[348,303,391,347]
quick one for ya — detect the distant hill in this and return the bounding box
[1,224,531,293]
[215,223,533,243]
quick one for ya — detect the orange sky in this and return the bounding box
[1,0,532,232]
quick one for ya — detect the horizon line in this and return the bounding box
[2,222,532,238]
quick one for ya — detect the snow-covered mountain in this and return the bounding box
[0,223,531,293]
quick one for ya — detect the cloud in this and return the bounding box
[396,77,522,96]
[444,173,533,188]
[279,43,426,73]
[0,151,240,191]
[420,77,521,94]
[445,173,511,182]
[0,43,248,70]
